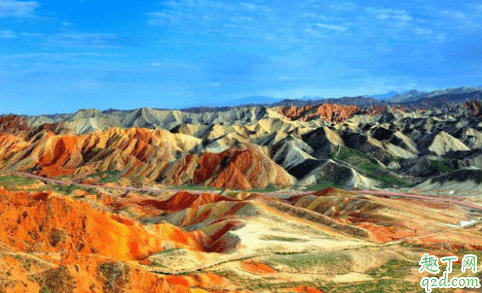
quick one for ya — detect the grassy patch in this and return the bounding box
[332,146,373,162]
[170,185,222,191]
[50,184,98,195]
[248,185,280,193]
[331,146,407,188]
[259,235,308,242]
[89,170,122,178]
[0,175,36,189]
[384,156,405,166]
[354,161,407,187]
[366,259,416,278]
[270,251,352,274]
[150,248,182,256]
[429,160,457,173]
[97,262,129,293]
[32,266,75,293]
[88,170,122,183]
[305,179,344,191]
[325,279,422,293]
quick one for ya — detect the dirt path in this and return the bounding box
[11,171,482,212]
[351,189,482,212]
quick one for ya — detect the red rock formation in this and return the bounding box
[0,187,243,293]
[464,100,482,116]
[165,145,295,189]
[111,191,238,213]
[0,188,207,262]
[0,127,183,178]
[278,104,360,122]
[0,115,31,135]
[0,128,293,189]
[240,261,276,275]
[366,105,387,116]
[278,105,316,121]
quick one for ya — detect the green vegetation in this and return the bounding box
[248,185,279,193]
[88,170,122,183]
[32,266,75,293]
[305,179,344,191]
[330,146,407,188]
[270,251,352,274]
[50,184,98,195]
[429,160,457,173]
[259,235,307,242]
[325,279,423,293]
[385,156,405,164]
[170,184,222,191]
[97,262,130,293]
[366,259,416,278]
[150,248,182,256]
[89,170,122,177]
[0,175,36,189]
[331,146,374,162]
[355,161,407,187]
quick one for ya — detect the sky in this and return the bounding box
[1,0,482,115]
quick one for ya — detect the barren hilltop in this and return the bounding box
[1,97,482,292]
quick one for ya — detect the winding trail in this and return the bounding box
[10,171,482,213]
[351,189,482,212]
[6,171,482,276]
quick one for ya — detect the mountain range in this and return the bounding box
[1,86,482,292]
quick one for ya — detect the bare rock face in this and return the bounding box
[387,161,401,170]
[164,144,296,189]
[278,103,360,122]
[0,115,31,135]
[428,131,471,156]
[0,127,200,179]
[298,159,380,189]
[2,98,482,192]
[464,100,482,116]
[398,157,437,177]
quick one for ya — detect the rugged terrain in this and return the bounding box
[1,97,482,292]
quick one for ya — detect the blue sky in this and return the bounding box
[1,0,482,115]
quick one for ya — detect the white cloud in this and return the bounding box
[377,14,389,20]
[329,1,357,12]
[0,30,16,38]
[395,14,413,22]
[440,9,480,30]
[365,7,412,24]
[0,52,115,62]
[150,61,163,67]
[313,22,348,31]
[276,75,291,81]
[305,27,323,37]
[436,32,446,41]
[147,0,353,45]
[0,0,39,18]
[413,28,432,35]
[45,33,122,48]
[21,32,43,38]
[441,10,466,19]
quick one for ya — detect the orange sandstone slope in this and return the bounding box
[0,127,188,177]
[278,104,360,122]
[0,128,294,189]
[0,187,205,262]
[163,144,295,189]
[0,187,242,293]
